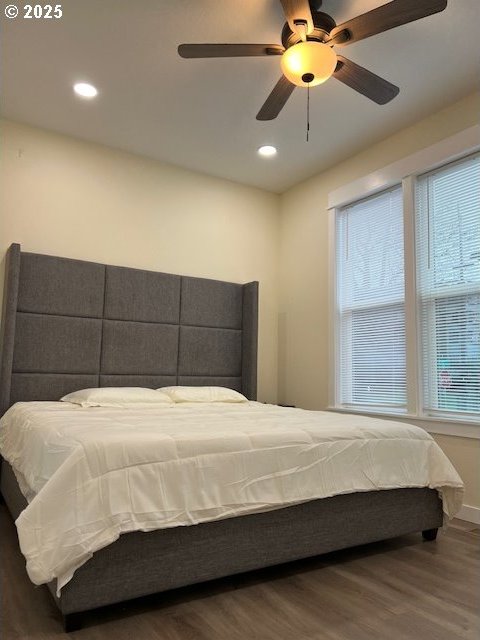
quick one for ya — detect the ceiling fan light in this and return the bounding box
[281,41,337,88]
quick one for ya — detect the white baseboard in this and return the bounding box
[457,504,480,525]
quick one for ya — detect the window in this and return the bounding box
[336,187,406,411]
[334,153,480,422]
[416,155,480,418]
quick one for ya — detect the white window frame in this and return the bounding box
[328,125,480,439]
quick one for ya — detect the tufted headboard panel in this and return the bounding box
[0,244,258,415]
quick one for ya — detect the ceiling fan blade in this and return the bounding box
[329,0,448,47]
[334,56,399,105]
[257,76,296,120]
[279,0,314,36]
[178,44,284,58]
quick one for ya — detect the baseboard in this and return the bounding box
[457,504,480,525]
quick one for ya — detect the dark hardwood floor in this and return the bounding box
[1,504,479,639]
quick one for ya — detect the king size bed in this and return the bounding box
[0,243,463,631]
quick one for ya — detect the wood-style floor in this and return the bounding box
[1,505,479,640]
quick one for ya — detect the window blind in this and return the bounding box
[336,186,405,410]
[416,154,480,418]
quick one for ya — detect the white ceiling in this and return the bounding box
[1,0,479,192]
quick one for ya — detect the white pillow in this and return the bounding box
[157,386,248,404]
[61,387,173,408]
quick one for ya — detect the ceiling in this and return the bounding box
[1,0,479,193]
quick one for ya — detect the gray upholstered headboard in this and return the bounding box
[0,244,258,415]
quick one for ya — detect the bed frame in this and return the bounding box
[0,243,443,631]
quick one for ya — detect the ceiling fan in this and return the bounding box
[178,0,448,120]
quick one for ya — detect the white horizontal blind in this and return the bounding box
[416,154,480,419]
[336,186,406,411]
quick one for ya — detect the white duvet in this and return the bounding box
[0,401,464,594]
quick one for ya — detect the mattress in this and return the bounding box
[0,401,464,595]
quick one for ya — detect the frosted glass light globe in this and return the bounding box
[281,41,337,88]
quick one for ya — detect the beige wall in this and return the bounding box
[0,120,280,403]
[433,435,480,510]
[279,93,480,509]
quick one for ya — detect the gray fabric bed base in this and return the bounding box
[1,460,443,616]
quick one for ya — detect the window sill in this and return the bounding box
[326,406,480,440]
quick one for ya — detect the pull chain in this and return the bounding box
[306,83,310,142]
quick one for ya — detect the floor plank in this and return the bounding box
[1,505,479,639]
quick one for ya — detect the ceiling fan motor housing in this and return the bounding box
[281,11,337,49]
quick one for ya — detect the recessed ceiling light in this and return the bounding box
[258,145,277,157]
[73,82,98,99]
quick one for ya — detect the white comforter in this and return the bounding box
[0,401,464,594]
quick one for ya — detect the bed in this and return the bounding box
[0,243,463,631]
